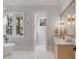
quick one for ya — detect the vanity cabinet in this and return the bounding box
[54,45,75,59]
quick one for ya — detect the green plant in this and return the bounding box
[16,15,23,36]
[6,15,12,36]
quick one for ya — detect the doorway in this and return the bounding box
[34,12,47,51]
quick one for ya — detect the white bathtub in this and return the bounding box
[3,43,15,57]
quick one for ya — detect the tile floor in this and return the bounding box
[4,45,54,59]
[4,50,54,59]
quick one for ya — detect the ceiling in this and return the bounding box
[3,0,66,6]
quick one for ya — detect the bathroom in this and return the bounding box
[3,0,76,59]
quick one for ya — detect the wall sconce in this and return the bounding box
[68,15,75,25]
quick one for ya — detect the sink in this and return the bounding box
[65,39,74,42]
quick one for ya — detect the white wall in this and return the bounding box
[46,8,60,50]
[4,5,61,50]
[60,0,72,14]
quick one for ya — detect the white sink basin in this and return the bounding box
[65,39,74,42]
[53,37,75,45]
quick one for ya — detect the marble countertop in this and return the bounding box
[53,36,75,45]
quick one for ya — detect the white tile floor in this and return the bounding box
[35,45,46,51]
[4,50,55,59]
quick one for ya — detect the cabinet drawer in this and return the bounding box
[58,45,75,59]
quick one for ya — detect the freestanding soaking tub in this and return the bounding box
[3,43,15,57]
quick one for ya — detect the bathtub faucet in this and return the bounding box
[3,35,9,43]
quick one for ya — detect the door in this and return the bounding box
[36,15,47,50]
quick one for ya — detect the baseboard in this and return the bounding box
[14,46,34,51]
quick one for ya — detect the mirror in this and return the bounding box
[60,0,75,38]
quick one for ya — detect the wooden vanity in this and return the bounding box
[54,0,76,59]
[53,37,75,59]
[54,44,75,59]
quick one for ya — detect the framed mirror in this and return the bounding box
[60,0,75,38]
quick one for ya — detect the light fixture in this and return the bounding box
[58,20,65,28]
[68,15,75,25]
[57,20,66,37]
